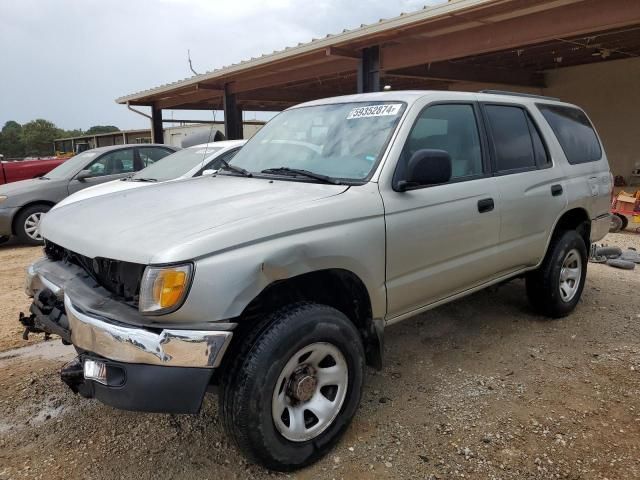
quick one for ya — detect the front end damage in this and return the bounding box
[21,256,235,414]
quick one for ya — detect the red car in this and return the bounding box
[0,157,68,185]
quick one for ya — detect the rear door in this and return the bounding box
[382,101,502,319]
[480,102,567,272]
[67,148,137,195]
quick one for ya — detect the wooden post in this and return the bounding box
[224,84,243,140]
[151,105,164,144]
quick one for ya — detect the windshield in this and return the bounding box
[44,151,101,179]
[132,146,223,181]
[229,101,406,181]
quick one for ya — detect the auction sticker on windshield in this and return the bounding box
[347,104,402,119]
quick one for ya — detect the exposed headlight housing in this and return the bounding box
[0,195,7,204]
[139,264,193,314]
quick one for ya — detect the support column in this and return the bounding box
[357,46,380,93]
[151,105,164,144]
[223,84,243,140]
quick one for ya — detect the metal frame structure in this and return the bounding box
[114,0,640,141]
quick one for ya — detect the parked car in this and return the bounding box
[0,156,68,185]
[53,140,246,210]
[0,144,176,244]
[22,91,611,470]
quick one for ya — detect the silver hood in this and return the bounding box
[41,175,349,264]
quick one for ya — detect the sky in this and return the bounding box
[0,0,443,132]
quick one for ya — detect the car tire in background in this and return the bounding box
[14,204,51,245]
[220,302,365,471]
[616,213,629,231]
[525,230,588,318]
[609,214,623,233]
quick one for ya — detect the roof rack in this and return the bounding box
[479,90,560,102]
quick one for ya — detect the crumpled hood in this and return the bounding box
[41,175,349,264]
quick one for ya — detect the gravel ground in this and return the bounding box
[0,233,639,479]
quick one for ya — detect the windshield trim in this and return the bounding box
[227,100,408,185]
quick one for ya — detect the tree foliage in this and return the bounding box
[21,119,63,156]
[0,121,24,158]
[0,120,119,158]
[86,125,120,135]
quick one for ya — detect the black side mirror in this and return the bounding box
[397,149,452,191]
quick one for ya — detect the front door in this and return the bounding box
[67,148,137,195]
[382,102,501,320]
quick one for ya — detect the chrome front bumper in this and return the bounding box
[26,259,233,369]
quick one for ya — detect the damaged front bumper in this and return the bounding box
[22,258,235,413]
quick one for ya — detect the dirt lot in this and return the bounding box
[1,233,639,480]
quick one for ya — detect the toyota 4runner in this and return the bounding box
[20,90,611,470]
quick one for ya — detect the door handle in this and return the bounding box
[551,184,563,196]
[477,198,494,213]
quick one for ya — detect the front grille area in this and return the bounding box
[44,241,146,306]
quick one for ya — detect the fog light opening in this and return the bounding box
[83,359,107,385]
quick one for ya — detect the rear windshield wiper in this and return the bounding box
[261,167,340,185]
[218,158,252,177]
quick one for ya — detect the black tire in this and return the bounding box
[606,258,635,270]
[616,213,629,231]
[14,204,51,245]
[526,230,588,318]
[219,303,365,471]
[609,214,623,233]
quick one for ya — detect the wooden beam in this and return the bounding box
[156,88,223,109]
[325,46,360,59]
[388,62,546,87]
[228,58,357,94]
[381,0,640,71]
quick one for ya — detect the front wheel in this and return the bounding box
[15,204,51,245]
[526,230,588,318]
[220,303,365,471]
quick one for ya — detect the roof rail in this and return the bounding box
[479,90,560,102]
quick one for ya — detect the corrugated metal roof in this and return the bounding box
[115,0,496,104]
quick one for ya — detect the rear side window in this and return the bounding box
[537,104,602,164]
[485,105,536,172]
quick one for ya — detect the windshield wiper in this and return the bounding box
[39,176,49,180]
[131,177,158,183]
[261,167,340,185]
[218,158,252,177]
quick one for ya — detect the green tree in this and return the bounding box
[20,119,62,157]
[0,121,25,158]
[85,125,119,135]
[62,129,84,138]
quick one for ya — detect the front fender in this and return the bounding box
[163,187,388,324]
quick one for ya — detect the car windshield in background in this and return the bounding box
[44,151,100,180]
[132,146,223,181]
[229,101,407,182]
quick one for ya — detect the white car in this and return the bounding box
[54,140,246,209]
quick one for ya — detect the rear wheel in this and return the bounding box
[526,230,588,318]
[220,303,365,471]
[15,204,51,245]
[616,213,629,231]
[609,214,623,233]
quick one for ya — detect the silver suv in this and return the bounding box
[21,91,611,470]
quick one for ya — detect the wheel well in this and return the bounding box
[553,208,591,247]
[12,201,55,235]
[238,269,383,369]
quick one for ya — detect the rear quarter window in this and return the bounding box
[537,104,602,164]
